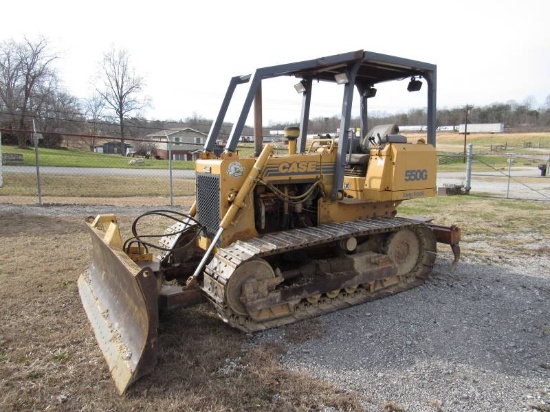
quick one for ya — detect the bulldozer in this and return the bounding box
[78,49,461,394]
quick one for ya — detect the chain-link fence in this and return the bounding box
[0,134,196,207]
[1,135,549,206]
[437,145,550,201]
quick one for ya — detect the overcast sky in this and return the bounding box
[2,0,549,125]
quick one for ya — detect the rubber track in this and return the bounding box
[202,216,436,332]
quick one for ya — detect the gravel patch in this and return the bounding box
[0,202,183,217]
[253,255,550,411]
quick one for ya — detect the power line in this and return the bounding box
[0,110,214,133]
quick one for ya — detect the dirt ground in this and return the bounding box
[0,203,363,412]
[0,194,549,411]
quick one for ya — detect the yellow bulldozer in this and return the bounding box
[78,49,461,394]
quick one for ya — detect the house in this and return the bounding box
[145,128,209,161]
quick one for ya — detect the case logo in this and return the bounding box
[278,161,317,173]
[227,162,244,177]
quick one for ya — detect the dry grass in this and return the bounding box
[399,195,550,262]
[435,131,550,149]
[0,212,364,411]
[0,195,196,207]
[382,400,405,412]
[0,173,196,197]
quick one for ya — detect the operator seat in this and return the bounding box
[345,124,407,176]
[348,124,400,162]
[359,124,403,152]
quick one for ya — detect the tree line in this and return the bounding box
[1,37,549,153]
[0,37,147,150]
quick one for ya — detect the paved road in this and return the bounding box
[4,165,543,179]
[437,167,550,200]
[437,167,541,186]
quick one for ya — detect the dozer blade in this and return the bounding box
[78,217,159,395]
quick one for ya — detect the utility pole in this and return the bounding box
[463,105,473,163]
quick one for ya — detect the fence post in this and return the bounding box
[465,143,473,192]
[33,120,43,206]
[506,155,513,199]
[166,132,174,207]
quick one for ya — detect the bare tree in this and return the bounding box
[523,95,536,110]
[17,38,57,146]
[83,93,106,150]
[96,47,148,154]
[37,86,82,147]
[0,37,58,147]
[0,40,23,131]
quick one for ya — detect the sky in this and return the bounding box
[1,0,549,126]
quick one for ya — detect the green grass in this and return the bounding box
[437,155,510,172]
[2,146,195,169]
[52,352,70,362]
[1,144,281,168]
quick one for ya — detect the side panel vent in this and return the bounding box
[196,174,220,236]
